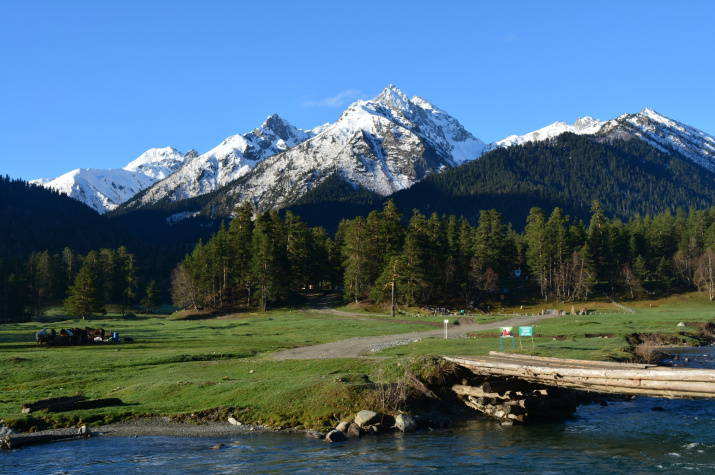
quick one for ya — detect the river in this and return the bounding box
[3,347,715,473]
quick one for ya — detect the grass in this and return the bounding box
[2,293,715,431]
[0,307,436,431]
[374,293,715,360]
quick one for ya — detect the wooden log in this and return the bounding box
[2,432,89,449]
[405,371,438,399]
[22,395,85,414]
[451,384,504,399]
[488,351,656,369]
[445,356,715,383]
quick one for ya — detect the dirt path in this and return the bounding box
[272,294,561,359]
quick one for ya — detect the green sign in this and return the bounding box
[519,326,533,336]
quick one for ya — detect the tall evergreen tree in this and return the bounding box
[63,265,105,319]
[141,280,160,312]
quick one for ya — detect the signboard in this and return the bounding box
[519,326,534,348]
[500,327,514,349]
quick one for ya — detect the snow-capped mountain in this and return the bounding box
[488,109,715,174]
[31,147,191,214]
[221,85,487,211]
[599,108,715,172]
[32,82,715,220]
[123,114,319,209]
[489,116,604,149]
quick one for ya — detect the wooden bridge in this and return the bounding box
[444,352,715,399]
[443,352,715,424]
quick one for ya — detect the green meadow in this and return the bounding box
[1,293,714,431]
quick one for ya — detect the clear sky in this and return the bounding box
[2,0,714,181]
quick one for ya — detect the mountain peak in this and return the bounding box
[375,84,411,111]
[261,113,292,141]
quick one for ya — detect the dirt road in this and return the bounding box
[272,298,560,360]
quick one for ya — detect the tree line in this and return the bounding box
[171,199,715,313]
[0,246,159,322]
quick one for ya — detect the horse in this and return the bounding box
[35,328,48,345]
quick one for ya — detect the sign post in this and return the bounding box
[444,320,449,338]
[519,326,534,348]
[500,327,514,350]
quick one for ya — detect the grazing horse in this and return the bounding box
[35,328,48,345]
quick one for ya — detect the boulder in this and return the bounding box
[354,410,382,427]
[324,430,347,443]
[346,424,362,438]
[335,421,350,433]
[0,426,17,436]
[677,322,687,327]
[395,414,417,432]
[305,430,326,439]
[228,417,243,426]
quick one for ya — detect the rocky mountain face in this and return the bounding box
[121,114,319,210]
[30,147,190,214]
[218,85,487,211]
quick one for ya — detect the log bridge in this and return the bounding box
[444,352,715,424]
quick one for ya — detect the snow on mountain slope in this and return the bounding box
[123,114,316,208]
[124,147,197,179]
[489,116,604,149]
[224,85,487,211]
[488,109,715,175]
[600,108,715,172]
[31,147,189,214]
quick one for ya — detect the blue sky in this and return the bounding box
[2,0,714,181]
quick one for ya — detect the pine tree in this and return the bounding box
[63,265,105,319]
[117,246,138,317]
[228,202,254,307]
[140,280,160,313]
[341,216,371,303]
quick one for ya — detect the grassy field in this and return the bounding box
[1,293,714,431]
[376,293,715,360]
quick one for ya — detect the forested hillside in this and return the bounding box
[0,176,134,258]
[388,134,715,229]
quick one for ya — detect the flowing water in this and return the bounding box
[4,348,715,474]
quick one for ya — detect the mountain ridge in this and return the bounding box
[31,86,715,219]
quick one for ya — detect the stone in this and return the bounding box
[335,421,350,433]
[677,322,687,327]
[228,417,243,426]
[305,430,326,439]
[0,426,17,436]
[324,429,347,443]
[395,414,417,432]
[354,410,382,427]
[346,424,362,438]
[78,425,89,435]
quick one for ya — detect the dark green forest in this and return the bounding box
[172,199,715,315]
